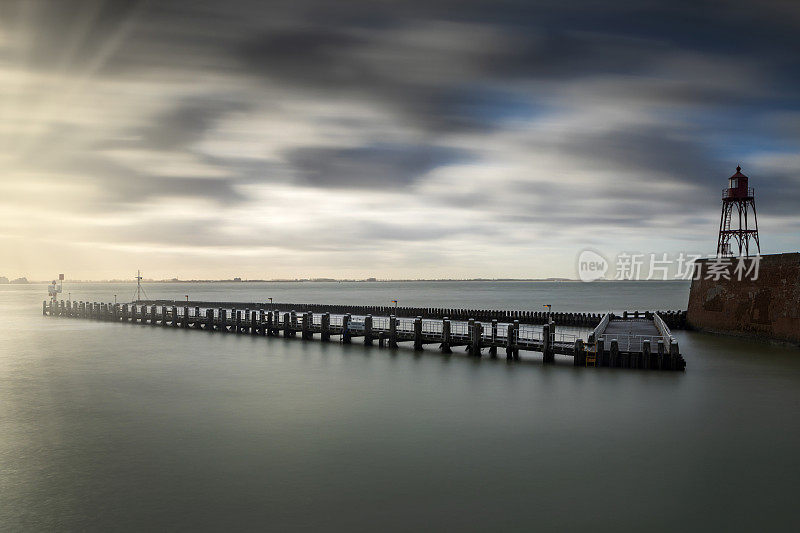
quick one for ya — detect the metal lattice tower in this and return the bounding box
[134,269,148,302]
[716,165,760,257]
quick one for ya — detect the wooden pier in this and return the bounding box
[43,301,686,371]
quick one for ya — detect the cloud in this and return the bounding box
[286,143,471,188]
[2,0,800,278]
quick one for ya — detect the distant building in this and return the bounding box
[0,276,8,284]
[10,277,29,284]
[233,277,242,282]
[365,277,377,282]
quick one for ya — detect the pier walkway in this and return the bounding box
[43,301,686,371]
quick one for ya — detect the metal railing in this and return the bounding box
[723,187,754,199]
[551,332,577,345]
[396,318,415,332]
[450,322,469,338]
[422,320,443,334]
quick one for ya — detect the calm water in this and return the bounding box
[1,281,799,531]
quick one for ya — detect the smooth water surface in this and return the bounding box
[1,282,799,531]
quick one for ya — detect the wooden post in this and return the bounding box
[301,311,310,339]
[471,321,483,357]
[321,312,330,341]
[342,314,351,343]
[364,315,373,345]
[506,323,515,360]
[441,318,452,354]
[610,339,620,368]
[251,311,258,335]
[414,317,423,351]
[546,321,556,363]
[43,300,47,316]
[657,339,665,369]
[207,309,214,331]
[489,319,498,357]
[281,311,290,337]
[266,310,272,334]
[596,338,605,366]
[669,341,679,370]
[466,318,475,355]
[193,306,200,329]
[575,338,586,366]
[542,323,551,363]
[389,315,397,348]
[236,310,242,334]
[642,339,651,370]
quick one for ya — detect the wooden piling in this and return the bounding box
[364,315,373,345]
[489,319,498,357]
[389,315,397,348]
[542,323,551,363]
[470,321,483,357]
[413,316,423,351]
[342,314,351,343]
[301,311,310,340]
[573,338,584,366]
[321,312,330,341]
[610,339,620,367]
[441,318,452,354]
[506,323,515,360]
[669,341,679,370]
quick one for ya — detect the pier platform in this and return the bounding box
[43,300,686,371]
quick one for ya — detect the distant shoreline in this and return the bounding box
[5,278,691,284]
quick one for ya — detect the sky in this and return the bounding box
[1,0,798,280]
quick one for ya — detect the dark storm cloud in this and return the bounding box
[136,98,251,151]
[286,144,470,188]
[550,125,722,186]
[33,150,244,207]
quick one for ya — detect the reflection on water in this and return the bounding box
[1,282,798,531]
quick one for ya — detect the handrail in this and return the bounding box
[589,312,611,342]
[654,312,675,344]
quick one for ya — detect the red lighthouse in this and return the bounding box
[716,165,760,257]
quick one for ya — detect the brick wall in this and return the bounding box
[686,253,800,344]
